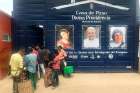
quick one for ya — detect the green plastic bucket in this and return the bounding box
[64,66,74,75]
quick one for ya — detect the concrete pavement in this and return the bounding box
[1,73,140,93]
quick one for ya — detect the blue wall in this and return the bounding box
[13,0,138,72]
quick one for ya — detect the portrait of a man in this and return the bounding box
[56,25,74,49]
[109,26,127,49]
[82,26,100,48]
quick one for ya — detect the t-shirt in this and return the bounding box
[9,53,23,76]
[24,53,37,73]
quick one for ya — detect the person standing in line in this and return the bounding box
[57,46,67,76]
[44,48,51,68]
[32,45,41,79]
[51,49,64,87]
[24,47,37,90]
[37,47,48,78]
[9,47,25,93]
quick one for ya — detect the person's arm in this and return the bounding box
[53,54,64,63]
[53,55,59,63]
[63,50,67,58]
[19,56,24,70]
[9,54,13,66]
[23,56,29,68]
[9,54,14,72]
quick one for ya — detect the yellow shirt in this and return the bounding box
[9,53,23,76]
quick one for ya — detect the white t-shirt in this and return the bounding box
[83,38,99,48]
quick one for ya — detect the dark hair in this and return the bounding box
[57,46,63,50]
[54,49,59,55]
[27,46,33,53]
[17,47,25,56]
[34,45,40,50]
[49,49,59,61]
[18,47,25,52]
